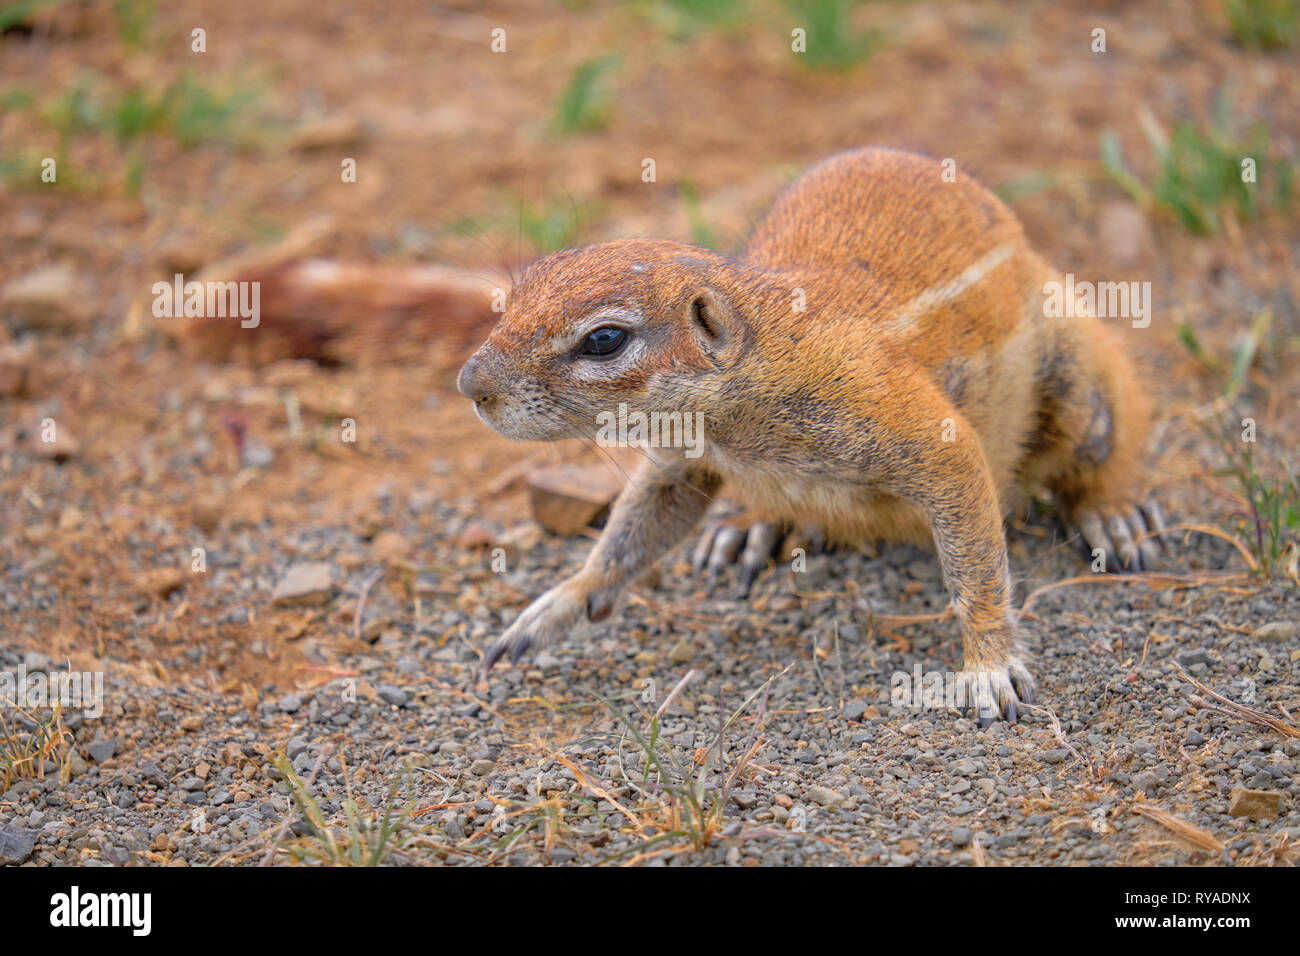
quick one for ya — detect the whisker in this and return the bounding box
[457,215,516,289]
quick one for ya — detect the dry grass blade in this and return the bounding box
[354,566,385,643]
[1173,662,1300,738]
[551,752,644,832]
[1131,804,1224,852]
[1021,702,1098,780]
[1021,569,1248,615]
[0,701,72,792]
[1164,523,1257,572]
[654,668,697,720]
[1242,831,1300,867]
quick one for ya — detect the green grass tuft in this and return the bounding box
[787,0,880,71]
[1101,96,1294,235]
[1225,0,1298,49]
[274,753,423,866]
[113,0,155,49]
[1214,432,1300,581]
[552,55,622,134]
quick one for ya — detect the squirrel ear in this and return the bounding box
[688,289,742,362]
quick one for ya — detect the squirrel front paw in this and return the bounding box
[482,576,604,677]
[957,656,1036,728]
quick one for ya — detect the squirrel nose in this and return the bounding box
[457,354,494,402]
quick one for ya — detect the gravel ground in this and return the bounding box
[3,493,1297,867]
[2,0,1296,872]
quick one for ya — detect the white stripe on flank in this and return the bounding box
[882,243,1015,330]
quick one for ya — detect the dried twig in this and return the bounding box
[1131,804,1224,853]
[1173,662,1300,739]
[1021,569,1247,615]
[654,668,698,721]
[1021,702,1098,780]
[354,566,385,644]
[724,679,775,794]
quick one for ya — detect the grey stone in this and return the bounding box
[1132,771,1160,793]
[86,739,118,763]
[0,826,35,865]
[805,785,843,807]
[242,441,274,469]
[271,563,337,607]
[1253,622,1296,643]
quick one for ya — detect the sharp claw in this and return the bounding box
[978,712,994,730]
[1141,498,1167,538]
[1105,513,1140,571]
[1004,698,1018,724]
[1128,508,1159,569]
[738,522,779,597]
[691,522,721,573]
[737,566,758,599]
[482,641,508,677]
[707,526,746,577]
[508,633,533,665]
[1013,676,1035,706]
[1076,512,1112,566]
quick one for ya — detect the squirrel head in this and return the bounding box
[457,239,749,443]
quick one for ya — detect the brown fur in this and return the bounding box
[458,148,1154,721]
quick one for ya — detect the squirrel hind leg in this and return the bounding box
[1027,342,1163,572]
[1040,400,1164,572]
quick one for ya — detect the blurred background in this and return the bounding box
[0,0,1296,681]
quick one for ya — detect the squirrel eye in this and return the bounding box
[577,326,628,357]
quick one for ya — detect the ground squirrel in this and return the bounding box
[458,147,1164,723]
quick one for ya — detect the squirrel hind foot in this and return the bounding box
[1072,497,1166,573]
[691,512,829,596]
